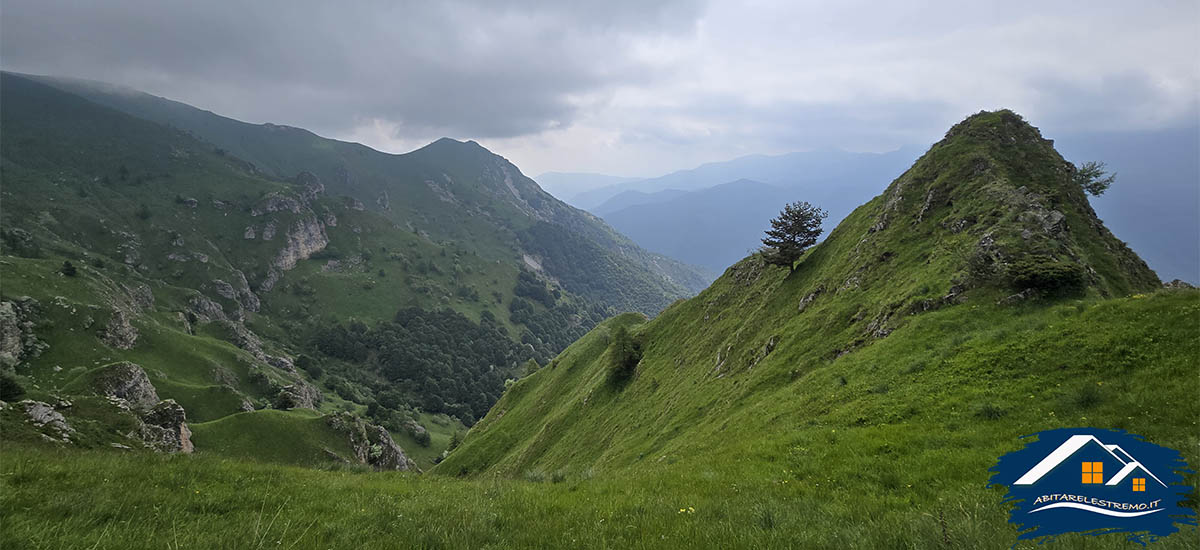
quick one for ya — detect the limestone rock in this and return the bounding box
[326,412,416,471]
[139,399,193,453]
[0,297,47,368]
[265,354,296,373]
[273,218,329,271]
[251,193,304,216]
[187,294,227,323]
[212,279,238,301]
[293,171,325,202]
[22,400,72,431]
[99,309,138,349]
[797,286,824,313]
[215,320,264,358]
[122,283,156,312]
[93,362,160,409]
[274,381,322,410]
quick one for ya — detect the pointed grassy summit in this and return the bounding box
[435,110,1187,485]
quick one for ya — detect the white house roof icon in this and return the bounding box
[1013,434,1167,487]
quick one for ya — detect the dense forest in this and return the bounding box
[311,307,531,425]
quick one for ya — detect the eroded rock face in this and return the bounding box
[215,320,264,359]
[0,297,47,368]
[187,294,227,323]
[22,400,74,441]
[230,271,261,312]
[251,193,304,216]
[294,171,325,202]
[93,362,160,409]
[213,279,238,300]
[265,355,296,373]
[100,310,138,349]
[139,399,193,453]
[274,381,322,410]
[273,219,329,271]
[326,413,416,471]
[122,283,156,312]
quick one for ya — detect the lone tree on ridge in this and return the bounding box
[762,201,827,270]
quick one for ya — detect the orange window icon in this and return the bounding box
[1133,478,1146,492]
[1081,462,1103,484]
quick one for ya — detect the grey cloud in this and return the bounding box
[1025,71,1200,133]
[0,0,704,138]
[615,94,956,153]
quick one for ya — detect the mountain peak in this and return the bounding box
[855,109,1158,300]
[422,137,485,151]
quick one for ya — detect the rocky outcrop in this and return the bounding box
[122,283,155,312]
[274,219,329,271]
[274,381,322,410]
[326,413,416,471]
[212,279,238,301]
[93,362,160,409]
[1164,279,1195,290]
[229,271,261,312]
[89,363,193,452]
[187,294,227,323]
[0,297,47,368]
[403,419,428,440]
[265,354,296,373]
[293,171,325,202]
[251,193,304,216]
[797,286,824,313]
[215,320,264,359]
[99,310,138,349]
[21,400,74,442]
[138,399,193,453]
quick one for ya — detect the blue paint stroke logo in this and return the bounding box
[989,428,1196,545]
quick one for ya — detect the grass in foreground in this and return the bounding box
[2,444,1196,549]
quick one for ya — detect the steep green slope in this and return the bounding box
[0,71,702,469]
[436,111,1186,484]
[3,290,1195,549]
[26,73,710,305]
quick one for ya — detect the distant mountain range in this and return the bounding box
[550,148,921,211]
[597,180,793,274]
[545,127,1199,283]
[1054,126,1200,284]
[534,172,641,203]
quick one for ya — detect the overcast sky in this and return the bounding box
[3,0,1197,177]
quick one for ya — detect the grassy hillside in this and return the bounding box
[3,290,1196,549]
[423,111,1196,544]
[2,101,1193,548]
[27,72,710,305]
[0,71,708,468]
[439,109,1171,473]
